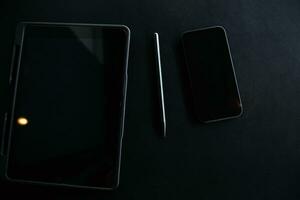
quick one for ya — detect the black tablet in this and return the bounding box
[2,22,130,190]
[182,26,242,122]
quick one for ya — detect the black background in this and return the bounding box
[0,0,300,199]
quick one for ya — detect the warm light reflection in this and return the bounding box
[17,117,29,126]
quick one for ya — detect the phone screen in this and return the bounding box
[6,24,129,189]
[182,26,242,122]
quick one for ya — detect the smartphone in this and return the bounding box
[182,26,242,122]
[2,22,130,190]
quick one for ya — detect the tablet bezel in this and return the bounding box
[2,22,130,190]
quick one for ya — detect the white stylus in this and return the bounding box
[154,33,166,138]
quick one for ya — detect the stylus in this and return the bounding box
[154,33,166,138]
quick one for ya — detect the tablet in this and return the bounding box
[2,22,130,190]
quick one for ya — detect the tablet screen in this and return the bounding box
[6,24,129,189]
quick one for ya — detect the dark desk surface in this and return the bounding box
[1,0,300,199]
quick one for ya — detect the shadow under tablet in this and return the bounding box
[4,23,130,190]
[181,26,243,123]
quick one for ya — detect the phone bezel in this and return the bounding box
[181,26,243,123]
